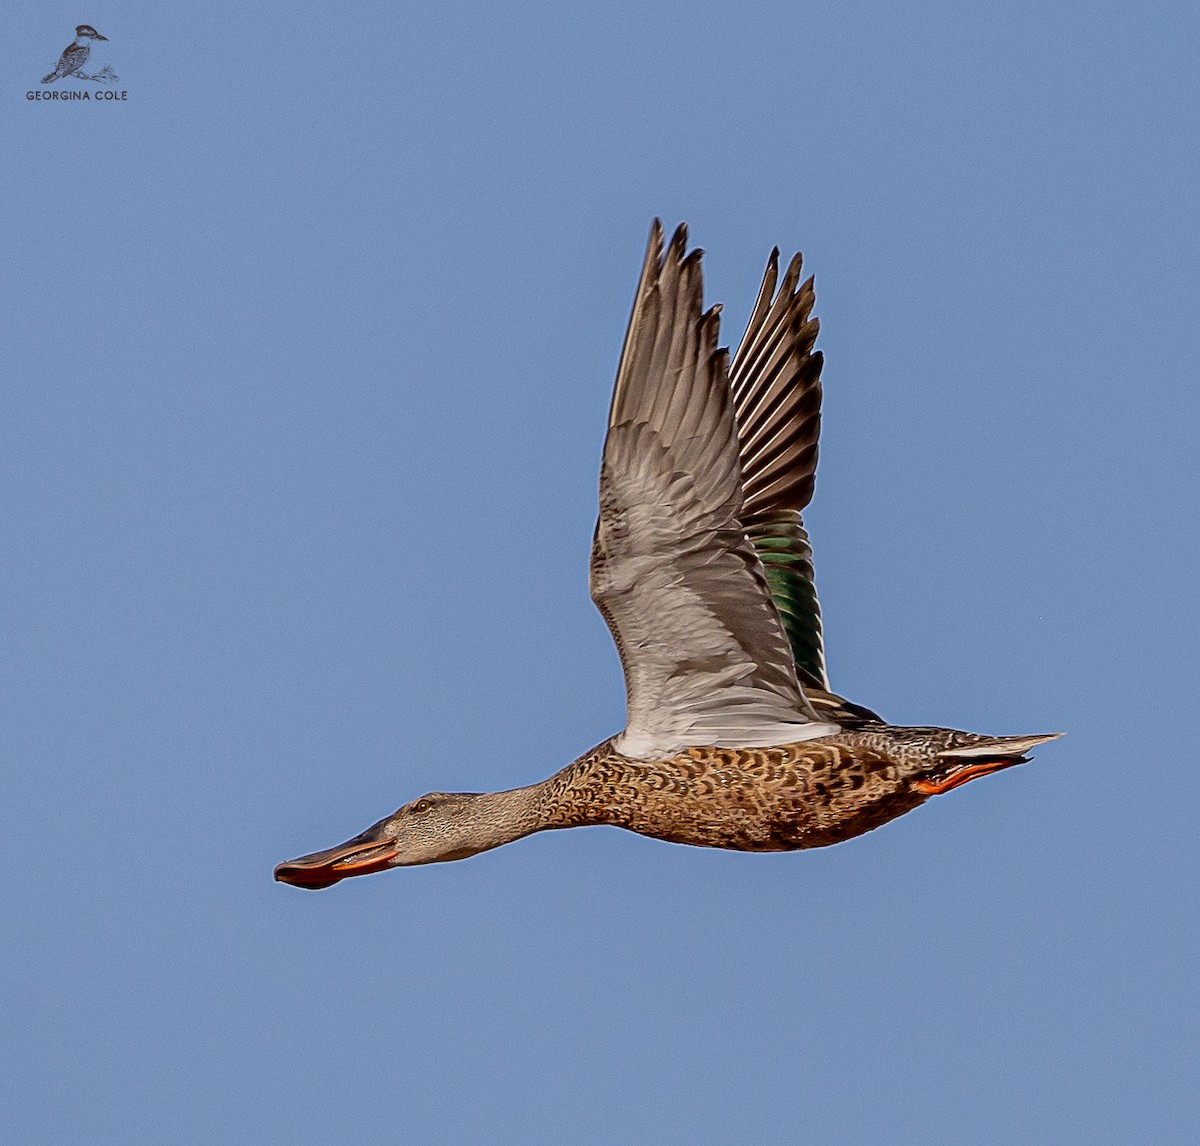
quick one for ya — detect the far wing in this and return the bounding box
[729,250,884,725]
[729,248,830,692]
[590,223,839,760]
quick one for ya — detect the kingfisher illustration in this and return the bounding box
[42,25,108,84]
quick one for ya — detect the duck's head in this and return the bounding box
[274,791,514,889]
[76,26,108,40]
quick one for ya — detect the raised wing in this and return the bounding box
[729,250,883,725]
[590,222,839,760]
[729,249,829,690]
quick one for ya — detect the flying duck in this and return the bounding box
[275,222,1060,889]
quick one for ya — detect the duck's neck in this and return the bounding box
[450,779,560,855]
[458,751,613,854]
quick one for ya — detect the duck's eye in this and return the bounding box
[414,799,431,813]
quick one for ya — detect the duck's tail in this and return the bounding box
[938,732,1064,760]
[915,732,1064,795]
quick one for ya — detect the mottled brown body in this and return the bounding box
[540,727,1012,851]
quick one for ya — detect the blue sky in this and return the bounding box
[3,3,1197,1142]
